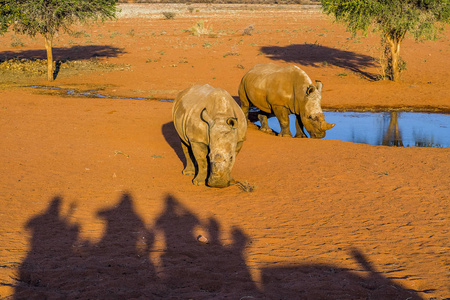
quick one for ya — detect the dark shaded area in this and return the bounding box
[261,248,424,299]
[0,45,126,61]
[162,121,186,166]
[14,194,158,299]
[13,193,425,299]
[1,45,126,80]
[260,44,378,80]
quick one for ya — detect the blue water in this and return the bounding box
[30,86,449,148]
[255,111,450,148]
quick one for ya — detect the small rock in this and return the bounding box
[197,235,209,244]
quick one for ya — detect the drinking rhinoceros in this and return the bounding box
[172,84,247,187]
[238,63,335,138]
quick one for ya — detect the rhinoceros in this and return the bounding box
[172,84,247,187]
[238,63,335,138]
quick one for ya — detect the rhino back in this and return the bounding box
[241,64,313,113]
[173,85,246,145]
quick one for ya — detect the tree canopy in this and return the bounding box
[321,0,450,81]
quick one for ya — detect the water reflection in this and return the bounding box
[256,111,449,148]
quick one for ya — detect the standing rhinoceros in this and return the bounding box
[172,84,247,187]
[239,63,335,138]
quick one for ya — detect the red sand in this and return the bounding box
[0,4,449,299]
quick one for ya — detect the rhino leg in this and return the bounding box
[181,142,195,176]
[238,83,250,120]
[273,105,292,137]
[258,112,275,135]
[294,115,308,138]
[191,142,208,186]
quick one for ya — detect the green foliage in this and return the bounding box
[321,0,450,41]
[0,0,17,33]
[0,0,119,81]
[321,0,450,81]
[1,0,118,38]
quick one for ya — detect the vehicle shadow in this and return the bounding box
[260,44,378,80]
[13,193,425,299]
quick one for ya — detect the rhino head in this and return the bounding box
[202,109,238,188]
[300,81,335,139]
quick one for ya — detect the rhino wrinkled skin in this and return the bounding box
[172,84,247,187]
[239,63,335,138]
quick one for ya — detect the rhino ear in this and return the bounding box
[201,108,214,125]
[227,117,238,129]
[315,80,323,92]
[306,85,315,96]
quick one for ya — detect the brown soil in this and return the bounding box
[0,4,449,299]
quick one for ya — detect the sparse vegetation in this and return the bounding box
[243,24,255,36]
[10,38,24,48]
[162,11,176,20]
[0,58,130,81]
[235,181,256,192]
[188,20,214,37]
[110,31,122,38]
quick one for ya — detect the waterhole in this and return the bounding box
[30,86,448,148]
[254,111,449,148]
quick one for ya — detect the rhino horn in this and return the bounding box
[321,121,335,131]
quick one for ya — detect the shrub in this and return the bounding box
[243,24,255,36]
[188,20,214,36]
[162,11,176,20]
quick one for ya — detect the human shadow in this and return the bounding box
[261,248,425,299]
[14,193,157,299]
[260,44,378,80]
[154,195,260,298]
[13,193,426,299]
[13,193,261,299]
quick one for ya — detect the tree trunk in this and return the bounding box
[44,35,54,81]
[385,32,404,82]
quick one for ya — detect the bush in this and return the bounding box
[162,11,176,20]
[188,20,214,37]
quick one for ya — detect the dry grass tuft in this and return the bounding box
[188,20,215,37]
[234,181,256,192]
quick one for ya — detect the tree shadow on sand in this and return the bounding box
[0,45,126,61]
[260,44,378,80]
[0,45,126,80]
[13,193,425,299]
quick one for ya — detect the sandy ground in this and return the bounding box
[0,4,449,299]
